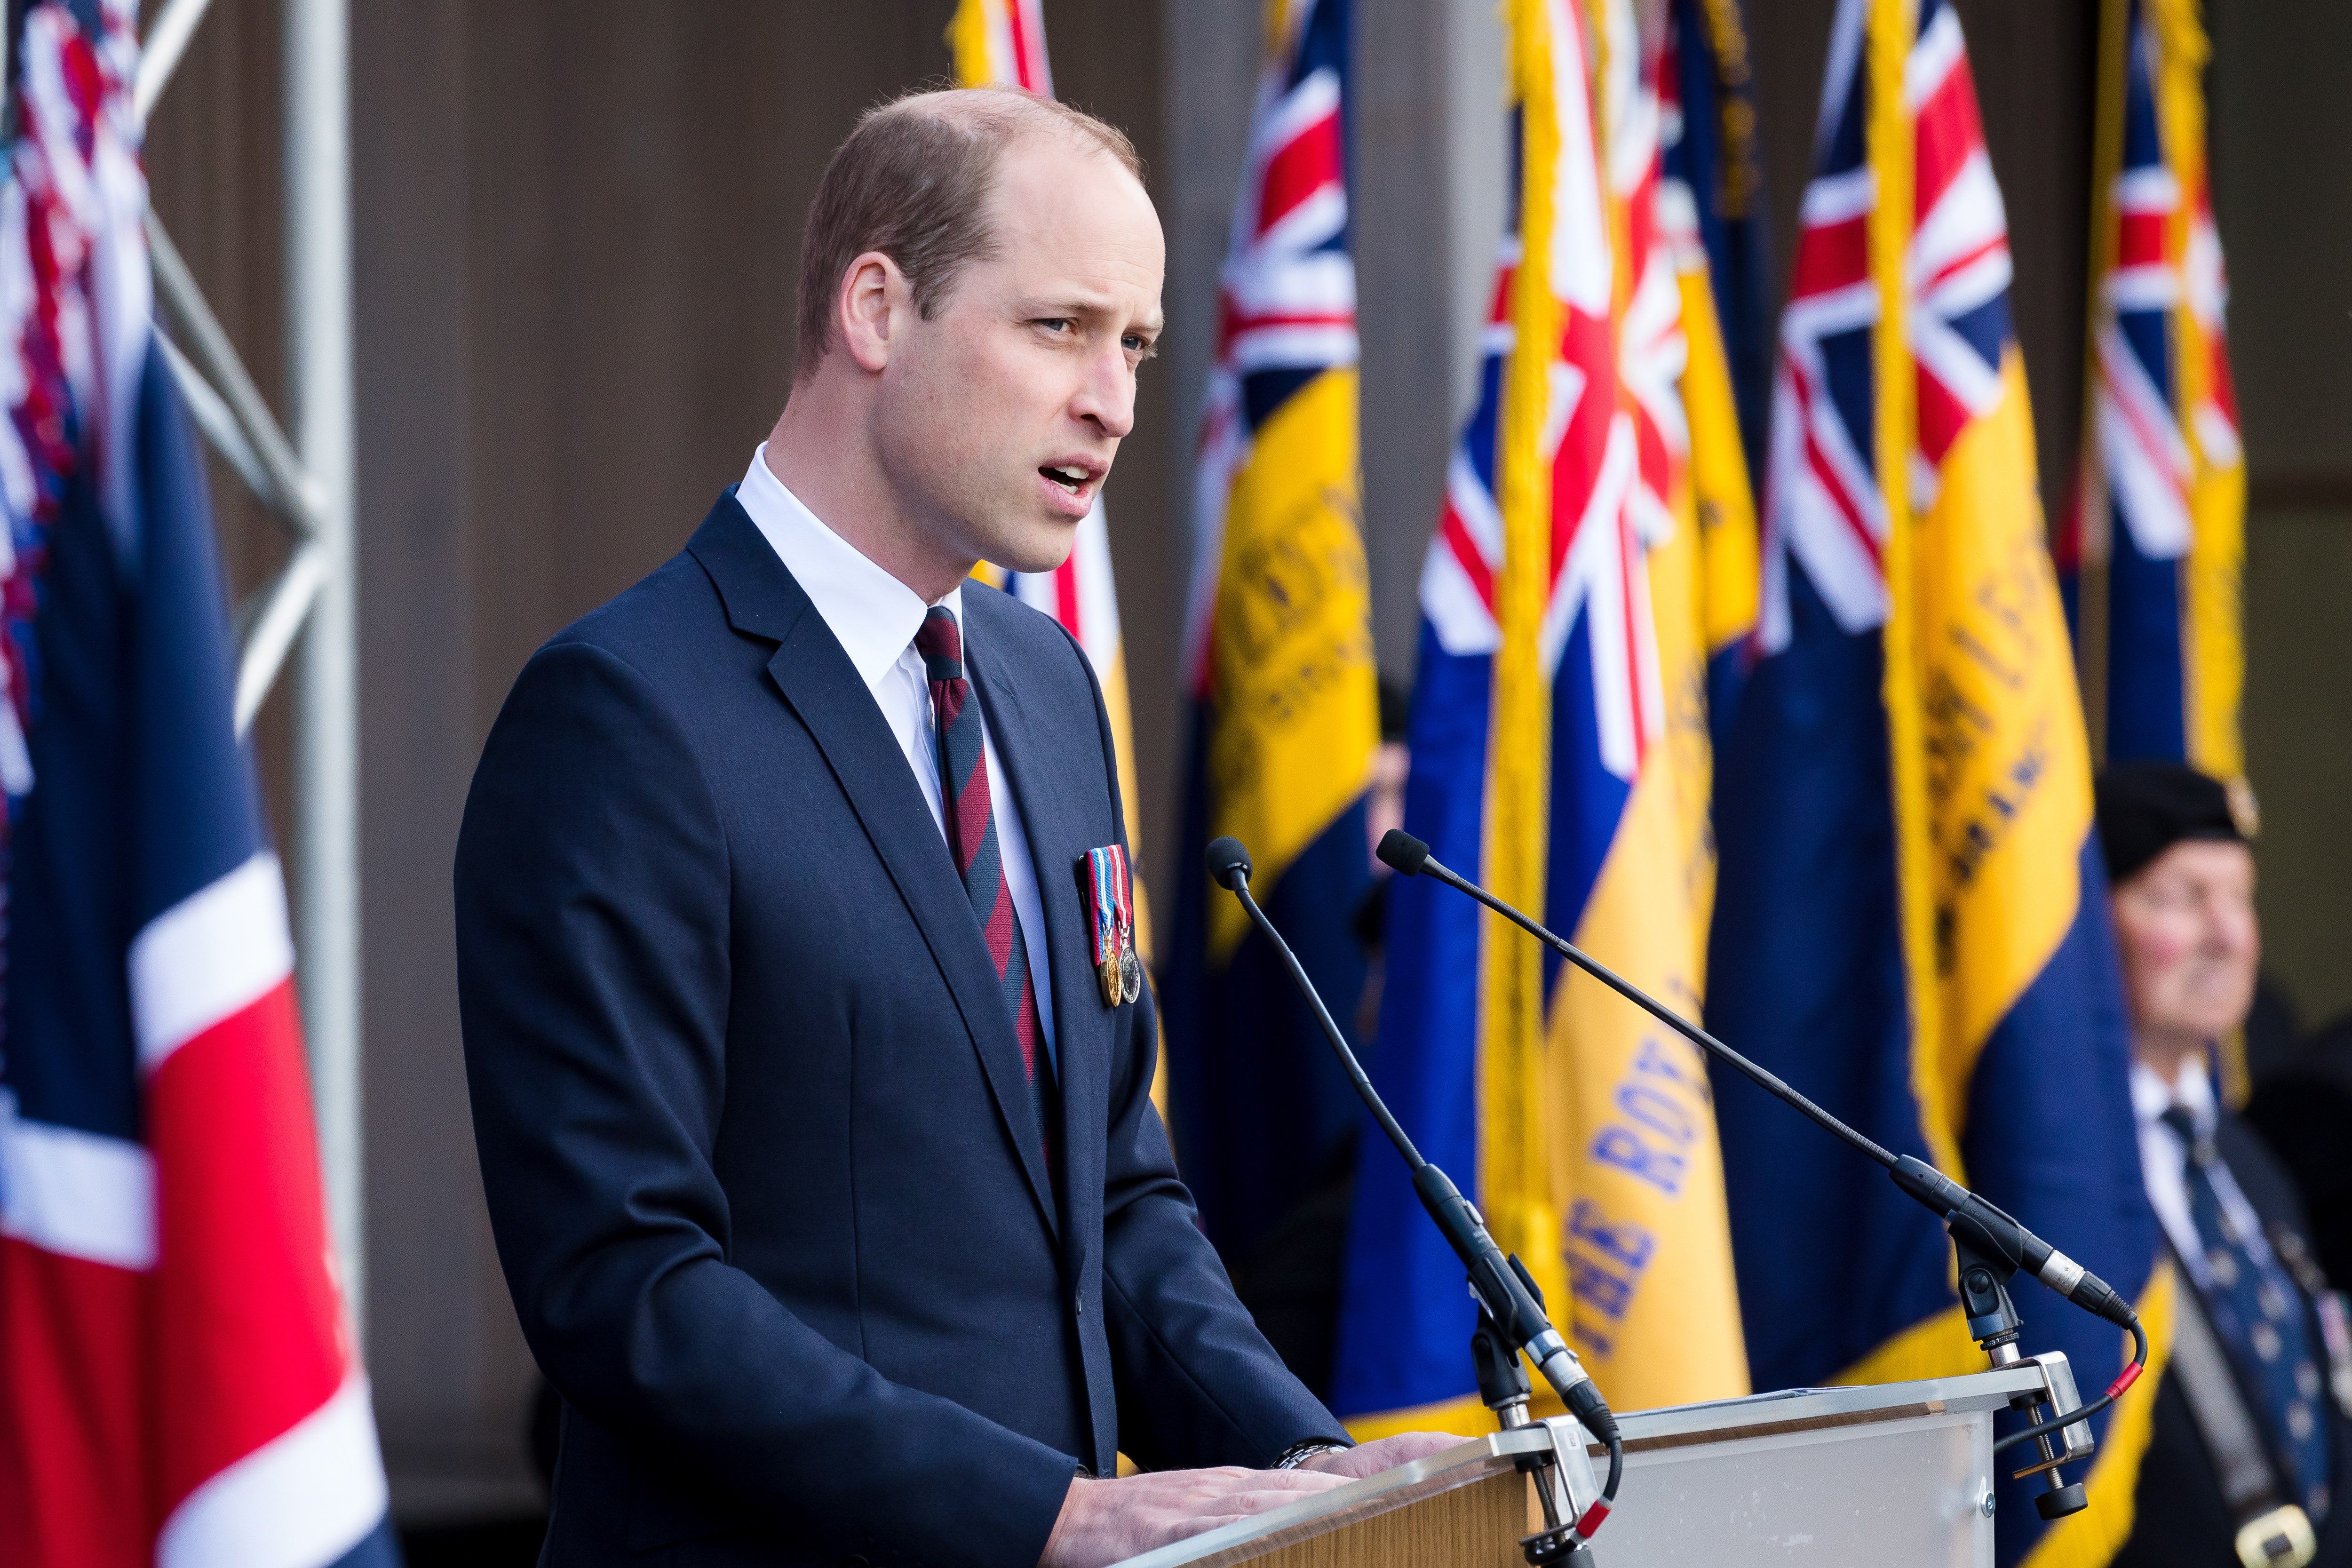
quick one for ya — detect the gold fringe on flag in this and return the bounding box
[1485,0,1569,1319]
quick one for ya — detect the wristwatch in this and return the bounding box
[1271,1439,1351,1470]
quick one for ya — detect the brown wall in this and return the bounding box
[2212,0,2352,1032]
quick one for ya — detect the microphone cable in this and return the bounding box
[1991,1317,2151,1457]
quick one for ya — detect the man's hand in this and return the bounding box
[1038,1465,1351,1568]
[1288,1430,1466,1481]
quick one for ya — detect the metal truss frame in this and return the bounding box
[136,0,365,1336]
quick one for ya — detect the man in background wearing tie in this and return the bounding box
[2101,763,2352,1568]
[455,87,1447,1568]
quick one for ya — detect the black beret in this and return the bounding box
[2095,760,2249,886]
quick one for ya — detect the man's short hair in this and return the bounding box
[793,87,1143,386]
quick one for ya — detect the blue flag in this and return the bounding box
[1712,0,2166,1561]
[1164,0,1380,1272]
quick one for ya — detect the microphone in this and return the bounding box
[1205,836,1252,889]
[1204,837,1622,1551]
[1376,829,2150,1450]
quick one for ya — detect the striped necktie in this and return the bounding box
[914,606,1054,1156]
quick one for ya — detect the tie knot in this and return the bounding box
[915,605,962,683]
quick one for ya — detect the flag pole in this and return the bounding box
[286,0,364,1344]
[2075,0,2132,769]
[1865,0,1954,1187]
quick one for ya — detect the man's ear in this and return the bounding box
[837,250,906,374]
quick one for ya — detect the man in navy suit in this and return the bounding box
[457,87,1449,1568]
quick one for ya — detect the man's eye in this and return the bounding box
[1036,318,1074,334]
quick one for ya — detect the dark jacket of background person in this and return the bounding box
[2247,1019,2352,1297]
[455,495,1346,1568]
[2116,1107,2352,1568]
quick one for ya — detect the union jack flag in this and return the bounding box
[2180,141,2238,493]
[2061,0,2245,774]
[1760,0,2019,652]
[1419,0,1675,797]
[1183,0,1358,681]
[1656,0,1770,734]
[1339,0,1752,1429]
[1166,0,1380,1263]
[2089,9,2191,581]
[1715,4,2161,1560]
[0,5,395,1565]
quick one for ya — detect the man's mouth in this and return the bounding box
[1041,464,1093,495]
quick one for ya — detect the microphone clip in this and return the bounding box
[1478,1285,1605,1567]
[1937,1225,2092,1519]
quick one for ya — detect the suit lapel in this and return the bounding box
[688,496,1061,1242]
[964,605,1109,1276]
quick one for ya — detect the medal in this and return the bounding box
[1081,844,1138,1009]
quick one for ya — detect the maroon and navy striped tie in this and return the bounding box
[915,606,1053,1153]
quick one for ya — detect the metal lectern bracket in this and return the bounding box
[1514,1417,1603,1566]
[2018,1352,2096,1467]
[1470,1269,1610,1563]
[1535,1416,1603,1518]
[1950,1219,2095,1521]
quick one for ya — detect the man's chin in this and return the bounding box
[977,518,1083,579]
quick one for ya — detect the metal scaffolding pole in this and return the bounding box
[285,0,363,1342]
[140,0,364,1338]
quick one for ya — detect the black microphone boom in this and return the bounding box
[1203,836,1622,1554]
[1204,837,1429,1207]
[1375,828,2150,1459]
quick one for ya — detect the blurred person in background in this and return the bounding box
[2100,762,2352,1568]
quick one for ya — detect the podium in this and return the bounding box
[1112,1365,2051,1568]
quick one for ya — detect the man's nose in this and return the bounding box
[1071,342,1136,440]
[2198,898,2254,955]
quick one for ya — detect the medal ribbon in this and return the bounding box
[1087,846,1127,969]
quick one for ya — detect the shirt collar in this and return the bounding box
[735,443,962,689]
[2131,1054,2217,1138]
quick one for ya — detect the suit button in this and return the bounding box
[847,1557,870,1568]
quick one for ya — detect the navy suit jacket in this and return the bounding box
[456,493,1347,1568]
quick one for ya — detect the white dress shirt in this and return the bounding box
[734,445,1055,1059]
[2132,1055,2273,1290]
